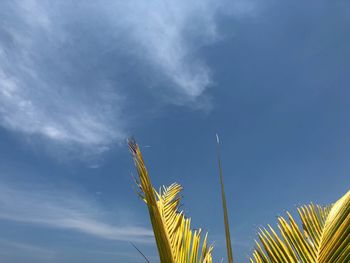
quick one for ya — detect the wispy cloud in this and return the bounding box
[0,183,153,243]
[115,1,217,103]
[110,0,259,105]
[0,239,56,259]
[0,0,257,149]
[0,0,125,149]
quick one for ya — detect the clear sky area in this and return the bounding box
[0,1,349,262]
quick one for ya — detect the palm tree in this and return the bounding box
[129,139,350,263]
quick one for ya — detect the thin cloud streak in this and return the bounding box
[0,183,153,243]
[0,239,56,259]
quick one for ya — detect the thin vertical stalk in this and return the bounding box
[216,134,234,263]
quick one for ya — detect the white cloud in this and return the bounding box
[0,183,153,243]
[0,69,124,147]
[108,0,259,104]
[0,0,257,149]
[117,1,217,101]
[0,0,125,149]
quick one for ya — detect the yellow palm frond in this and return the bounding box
[129,139,213,263]
[251,190,350,263]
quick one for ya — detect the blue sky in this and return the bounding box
[0,0,350,262]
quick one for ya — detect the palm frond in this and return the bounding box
[129,139,213,263]
[251,190,350,263]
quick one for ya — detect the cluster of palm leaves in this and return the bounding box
[128,139,350,263]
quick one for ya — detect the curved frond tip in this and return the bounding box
[251,191,350,263]
[129,139,213,263]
